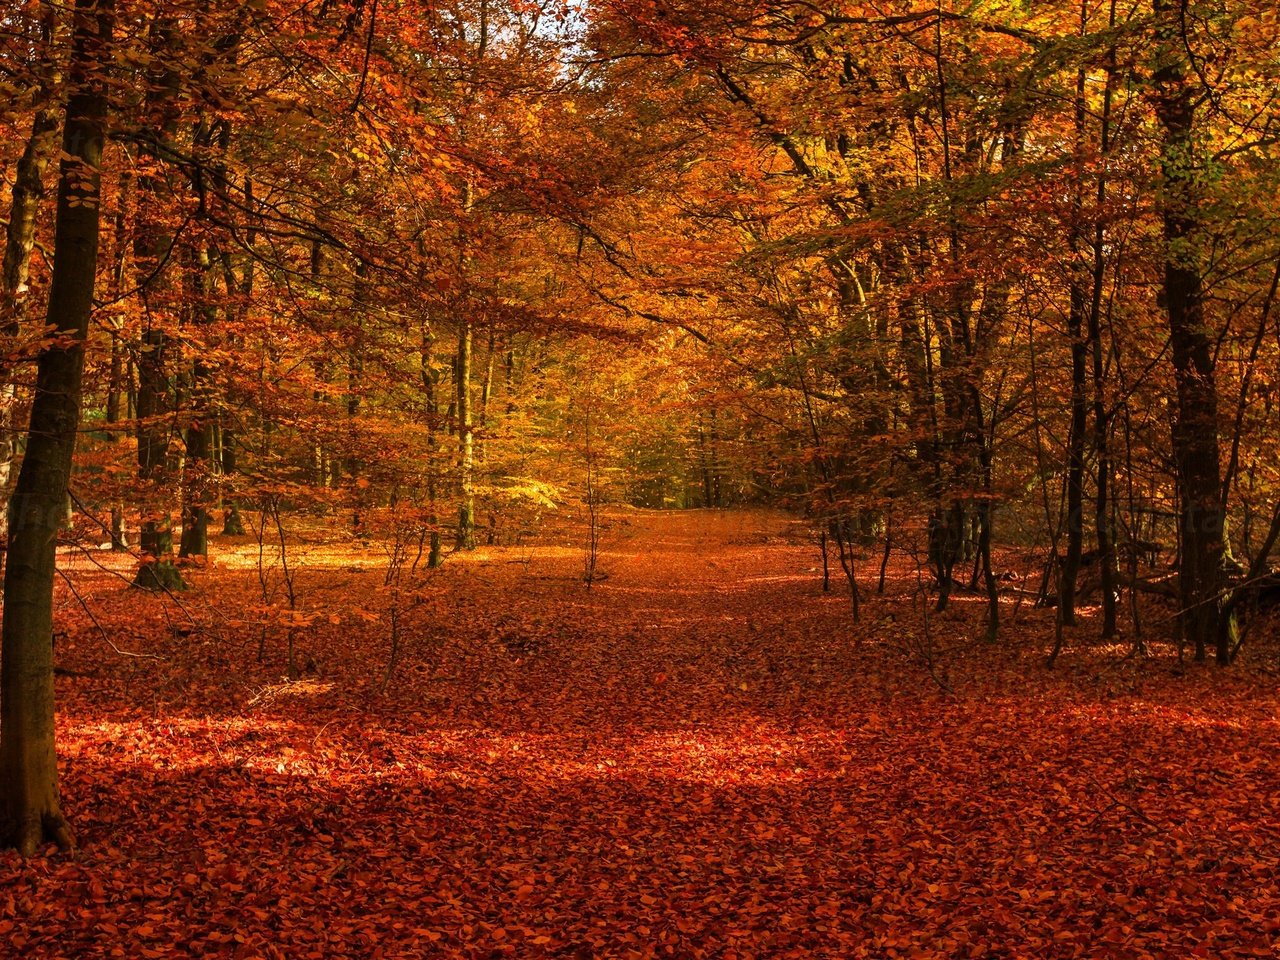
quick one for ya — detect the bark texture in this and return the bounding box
[1,0,113,855]
[1152,0,1235,663]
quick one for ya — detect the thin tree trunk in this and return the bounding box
[421,318,443,566]
[697,419,712,508]
[347,260,367,534]
[708,408,722,508]
[180,111,231,557]
[179,246,215,558]
[456,314,476,550]
[1089,0,1119,639]
[107,322,128,549]
[220,177,255,537]
[104,173,130,549]
[220,419,244,534]
[134,327,184,589]
[478,324,494,464]
[1061,280,1088,625]
[969,383,999,641]
[781,318,860,621]
[131,18,183,591]
[1059,4,1095,628]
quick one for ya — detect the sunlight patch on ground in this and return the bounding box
[247,678,336,705]
[57,717,317,773]
[737,573,816,586]
[56,712,841,791]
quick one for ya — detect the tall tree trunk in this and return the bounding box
[707,408,722,508]
[928,28,982,612]
[219,177,254,538]
[421,318,443,567]
[1,0,113,855]
[102,167,132,550]
[347,260,367,534]
[968,380,999,642]
[179,111,230,558]
[898,276,949,588]
[309,358,328,486]
[456,315,476,550]
[216,424,240,537]
[131,18,183,591]
[1061,0,1120,631]
[1057,9,1090,629]
[0,9,63,540]
[106,321,128,549]
[1152,0,1235,664]
[697,418,713,508]
[179,246,215,559]
[927,303,969,611]
[1090,331,1117,639]
[478,324,494,464]
[1061,282,1089,625]
[134,327,184,589]
[1088,49,1118,640]
[177,404,210,558]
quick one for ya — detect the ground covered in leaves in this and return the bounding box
[3,509,1279,958]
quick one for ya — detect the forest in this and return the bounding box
[1,0,1279,956]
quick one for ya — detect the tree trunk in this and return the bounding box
[1152,0,1235,664]
[347,260,367,534]
[180,112,230,557]
[478,324,494,464]
[1061,280,1088,626]
[107,325,129,549]
[179,247,215,559]
[178,421,210,556]
[697,419,713,508]
[220,423,244,534]
[420,318,444,566]
[1,0,113,855]
[0,11,63,539]
[968,382,999,641]
[456,316,476,550]
[105,171,131,550]
[219,177,254,538]
[1088,215,1118,641]
[134,328,184,590]
[131,18,183,591]
[707,408,722,508]
[1088,0,1120,639]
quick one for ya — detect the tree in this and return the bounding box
[0,6,62,536]
[1152,0,1236,663]
[1,0,114,855]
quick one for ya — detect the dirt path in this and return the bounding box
[6,509,1280,958]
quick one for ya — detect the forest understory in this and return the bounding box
[2,509,1277,960]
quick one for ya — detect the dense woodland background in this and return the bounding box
[3,0,1278,642]
[0,0,1279,938]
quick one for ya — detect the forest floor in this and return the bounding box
[3,508,1279,959]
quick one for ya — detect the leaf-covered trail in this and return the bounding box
[3,509,1279,958]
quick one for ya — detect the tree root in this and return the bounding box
[4,810,75,857]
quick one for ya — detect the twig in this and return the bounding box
[55,568,165,661]
[66,489,205,629]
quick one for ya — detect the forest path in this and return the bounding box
[405,507,852,731]
[7,509,1280,958]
